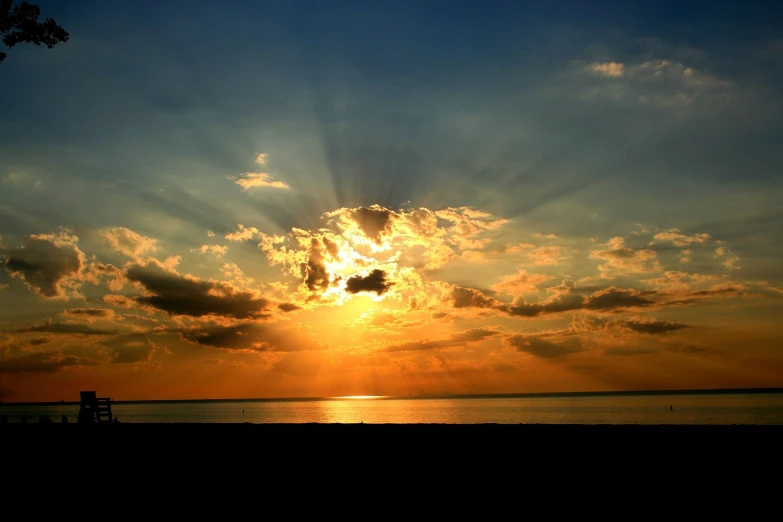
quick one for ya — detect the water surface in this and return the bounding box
[3,391,783,424]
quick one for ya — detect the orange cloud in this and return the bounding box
[492,269,549,296]
[99,227,158,258]
[652,228,710,246]
[235,173,289,190]
[589,62,624,77]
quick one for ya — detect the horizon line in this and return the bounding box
[2,386,783,407]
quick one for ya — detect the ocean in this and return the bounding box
[2,390,783,424]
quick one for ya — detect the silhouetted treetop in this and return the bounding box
[1,0,69,65]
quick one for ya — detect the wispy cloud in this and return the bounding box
[235,172,289,190]
[99,227,158,258]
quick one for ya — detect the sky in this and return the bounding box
[1,0,782,402]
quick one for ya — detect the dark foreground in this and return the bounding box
[3,423,780,500]
[4,422,781,454]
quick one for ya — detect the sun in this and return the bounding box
[319,240,398,304]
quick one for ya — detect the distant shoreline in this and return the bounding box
[3,386,782,407]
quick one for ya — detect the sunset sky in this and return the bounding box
[1,0,782,402]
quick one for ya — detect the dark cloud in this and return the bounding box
[0,351,97,374]
[584,287,656,311]
[63,308,114,318]
[278,302,302,312]
[451,284,656,318]
[125,262,270,318]
[506,291,585,317]
[345,269,393,295]
[16,321,117,335]
[300,238,331,292]
[351,207,394,244]
[178,322,323,352]
[507,335,581,358]
[663,286,749,306]
[0,235,83,298]
[180,323,256,349]
[383,328,500,352]
[622,318,690,334]
[322,237,340,258]
[570,314,691,335]
[202,359,223,365]
[451,286,501,308]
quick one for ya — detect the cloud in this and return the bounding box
[528,246,567,266]
[16,320,117,335]
[62,308,115,319]
[255,206,513,303]
[0,232,86,298]
[0,334,52,358]
[569,314,691,335]
[451,286,503,309]
[506,335,581,358]
[622,317,690,334]
[577,58,733,109]
[125,262,271,319]
[190,245,228,258]
[103,294,136,308]
[301,237,332,293]
[450,283,656,318]
[345,269,393,295]
[652,229,710,247]
[235,173,289,190]
[662,284,752,305]
[492,270,550,297]
[83,262,127,292]
[0,351,97,374]
[255,153,268,165]
[589,237,660,279]
[349,206,394,245]
[640,271,728,292]
[383,328,501,352]
[102,333,156,364]
[589,62,624,77]
[225,225,260,242]
[99,227,158,258]
[177,322,325,352]
[278,303,302,312]
[714,247,740,270]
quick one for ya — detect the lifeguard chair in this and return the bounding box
[78,391,113,423]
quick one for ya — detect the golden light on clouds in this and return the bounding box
[1,200,781,401]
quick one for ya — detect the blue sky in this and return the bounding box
[1,1,782,400]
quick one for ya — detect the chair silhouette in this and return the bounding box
[79,391,113,424]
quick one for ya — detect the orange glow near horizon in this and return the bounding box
[335,395,388,400]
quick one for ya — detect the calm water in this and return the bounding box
[3,392,783,424]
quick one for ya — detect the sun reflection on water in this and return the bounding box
[334,395,388,400]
